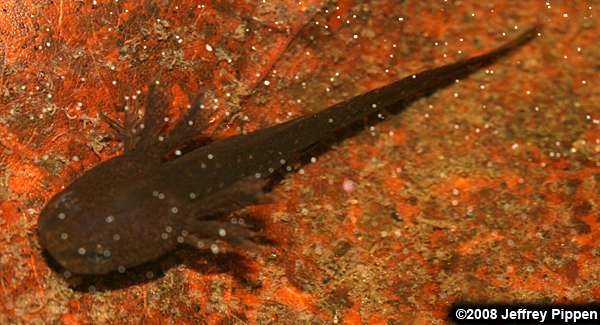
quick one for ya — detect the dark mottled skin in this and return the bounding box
[38,27,539,275]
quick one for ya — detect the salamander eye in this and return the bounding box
[88,245,113,264]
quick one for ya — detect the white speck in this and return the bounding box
[342,179,355,192]
[264,80,270,86]
[105,215,114,223]
[189,192,197,199]
[205,44,213,52]
[58,212,66,220]
[218,228,226,237]
[208,154,214,159]
[113,234,120,241]
[210,243,220,254]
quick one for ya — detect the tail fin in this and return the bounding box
[300,25,540,133]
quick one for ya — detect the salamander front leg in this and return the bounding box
[182,219,262,253]
[100,86,159,152]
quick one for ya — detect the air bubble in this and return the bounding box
[58,212,66,220]
[117,266,126,273]
[78,247,86,255]
[218,228,226,237]
[113,233,120,241]
[60,233,68,240]
[210,244,220,254]
[105,215,114,223]
[189,192,197,199]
